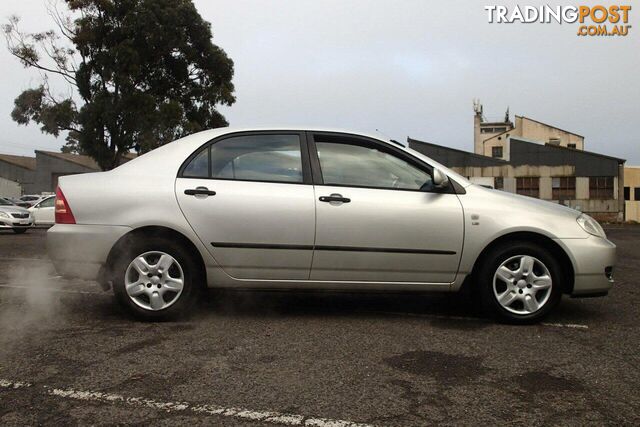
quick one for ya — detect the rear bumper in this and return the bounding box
[555,236,616,297]
[47,224,131,280]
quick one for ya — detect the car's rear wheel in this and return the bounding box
[12,228,28,234]
[112,236,201,321]
[478,241,562,324]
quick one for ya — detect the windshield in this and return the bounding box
[0,198,14,206]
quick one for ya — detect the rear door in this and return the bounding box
[175,132,315,280]
[308,132,464,283]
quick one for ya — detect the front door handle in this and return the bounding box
[319,194,351,203]
[184,186,216,196]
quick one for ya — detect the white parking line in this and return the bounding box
[0,379,375,427]
[0,379,31,389]
[539,322,589,329]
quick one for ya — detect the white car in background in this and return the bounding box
[29,195,56,226]
[19,194,45,207]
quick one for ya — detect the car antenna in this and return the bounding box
[375,129,405,147]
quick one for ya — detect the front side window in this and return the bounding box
[39,197,55,208]
[182,134,304,184]
[315,141,431,191]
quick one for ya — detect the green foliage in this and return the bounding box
[4,0,235,170]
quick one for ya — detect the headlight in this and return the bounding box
[577,214,606,238]
[0,212,9,218]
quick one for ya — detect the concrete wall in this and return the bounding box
[473,112,515,155]
[34,152,97,193]
[479,116,585,159]
[0,176,21,198]
[516,116,584,150]
[469,177,494,187]
[624,166,640,222]
[0,160,36,194]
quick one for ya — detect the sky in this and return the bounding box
[0,0,638,163]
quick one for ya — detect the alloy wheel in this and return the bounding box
[492,255,553,315]
[124,251,185,311]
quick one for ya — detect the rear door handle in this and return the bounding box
[319,194,350,203]
[184,186,216,196]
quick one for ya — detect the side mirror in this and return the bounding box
[432,168,450,189]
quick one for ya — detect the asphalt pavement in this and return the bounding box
[0,227,639,426]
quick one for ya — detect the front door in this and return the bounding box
[34,197,55,225]
[175,132,315,280]
[308,134,464,283]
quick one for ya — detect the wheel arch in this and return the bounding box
[102,225,207,290]
[469,231,575,294]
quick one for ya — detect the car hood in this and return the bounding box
[471,185,582,219]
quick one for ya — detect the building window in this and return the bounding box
[552,177,576,200]
[567,143,577,149]
[589,176,614,199]
[494,177,504,190]
[548,138,561,145]
[635,187,640,201]
[516,177,540,198]
[481,127,507,134]
[624,187,630,200]
[491,146,503,158]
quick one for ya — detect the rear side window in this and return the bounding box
[182,134,303,184]
[182,148,209,178]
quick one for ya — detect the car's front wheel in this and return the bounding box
[112,236,201,321]
[478,241,563,324]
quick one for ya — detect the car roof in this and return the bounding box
[186,126,402,146]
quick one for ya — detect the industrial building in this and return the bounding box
[0,151,136,196]
[411,102,626,222]
[473,100,585,158]
[0,154,37,197]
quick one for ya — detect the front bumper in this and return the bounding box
[0,217,33,228]
[47,224,132,280]
[555,235,616,297]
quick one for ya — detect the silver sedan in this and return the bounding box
[0,197,33,233]
[47,128,616,323]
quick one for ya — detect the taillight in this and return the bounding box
[55,187,76,224]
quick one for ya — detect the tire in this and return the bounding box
[478,241,563,324]
[12,228,28,234]
[112,236,202,321]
